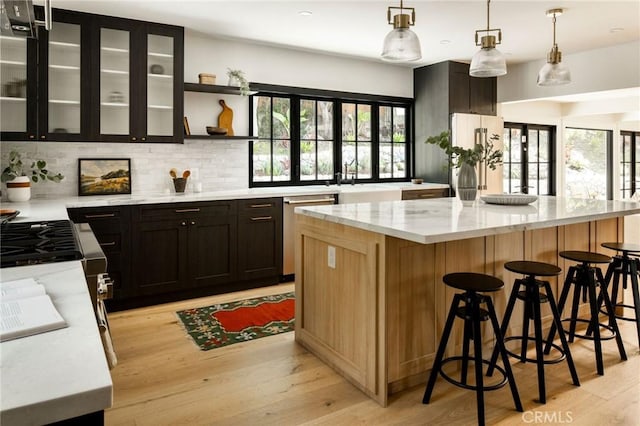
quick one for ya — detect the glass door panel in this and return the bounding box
[147,34,173,136]
[0,36,27,132]
[100,28,130,135]
[48,22,81,133]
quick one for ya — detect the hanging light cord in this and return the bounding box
[552,13,558,48]
[485,0,491,31]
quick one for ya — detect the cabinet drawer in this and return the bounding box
[68,206,126,223]
[401,188,449,200]
[239,198,281,213]
[136,201,236,220]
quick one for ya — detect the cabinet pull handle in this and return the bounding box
[175,208,201,213]
[85,213,116,218]
[284,198,335,205]
[250,204,272,208]
[100,241,117,247]
[251,216,272,221]
[418,194,437,198]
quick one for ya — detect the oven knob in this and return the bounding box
[98,273,114,300]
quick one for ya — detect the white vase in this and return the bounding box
[456,163,478,205]
[6,176,31,202]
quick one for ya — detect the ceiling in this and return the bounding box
[37,1,640,112]
[39,0,640,67]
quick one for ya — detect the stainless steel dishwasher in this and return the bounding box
[283,193,336,279]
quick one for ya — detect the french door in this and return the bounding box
[503,123,555,195]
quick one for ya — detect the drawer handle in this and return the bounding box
[251,216,272,221]
[418,194,437,198]
[250,204,272,208]
[100,241,117,247]
[285,198,335,205]
[175,208,201,213]
[85,213,116,218]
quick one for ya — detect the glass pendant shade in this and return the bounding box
[470,46,507,77]
[381,26,422,61]
[537,62,571,86]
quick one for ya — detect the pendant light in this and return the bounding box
[381,0,421,62]
[469,0,506,77]
[537,8,571,86]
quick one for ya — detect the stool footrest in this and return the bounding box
[561,318,617,341]
[503,336,566,364]
[438,356,509,392]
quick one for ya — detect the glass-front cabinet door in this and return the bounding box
[38,9,89,141]
[139,24,183,143]
[99,27,130,138]
[0,35,37,140]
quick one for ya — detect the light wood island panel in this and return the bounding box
[295,214,623,407]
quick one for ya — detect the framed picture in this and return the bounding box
[183,116,191,135]
[78,158,131,196]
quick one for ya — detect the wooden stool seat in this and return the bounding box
[505,261,562,277]
[443,272,504,293]
[559,250,612,264]
[601,242,640,254]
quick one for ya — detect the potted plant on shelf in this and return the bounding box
[1,150,65,202]
[226,68,250,96]
[425,130,502,203]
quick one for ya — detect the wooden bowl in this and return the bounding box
[206,126,227,135]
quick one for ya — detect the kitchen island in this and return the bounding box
[293,196,640,406]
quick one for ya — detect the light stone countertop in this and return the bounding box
[295,196,640,245]
[3,183,450,223]
[0,262,113,425]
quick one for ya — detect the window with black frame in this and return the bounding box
[502,123,555,195]
[250,90,410,186]
[620,130,640,199]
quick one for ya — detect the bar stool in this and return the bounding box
[487,261,580,404]
[544,251,627,375]
[598,242,640,348]
[423,272,523,426]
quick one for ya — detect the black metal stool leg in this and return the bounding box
[461,318,472,385]
[587,269,605,375]
[531,283,547,403]
[588,257,620,337]
[597,267,627,362]
[486,296,523,412]
[631,259,640,347]
[542,281,580,387]
[423,294,461,404]
[568,273,584,343]
[545,267,575,353]
[521,291,532,362]
[487,278,520,376]
[472,296,486,426]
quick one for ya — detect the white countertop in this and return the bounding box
[0,262,113,425]
[2,183,449,222]
[295,196,640,245]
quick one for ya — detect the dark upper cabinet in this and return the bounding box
[92,16,184,143]
[0,7,184,143]
[413,60,497,182]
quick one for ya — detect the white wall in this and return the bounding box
[1,32,412,199]
[498,40,640,103]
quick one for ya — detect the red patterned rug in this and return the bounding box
[176,292,295,350]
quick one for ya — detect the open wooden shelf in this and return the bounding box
[184,82,257,96]
[184,134,258,140]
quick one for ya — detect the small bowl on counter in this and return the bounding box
[206,126,227,135]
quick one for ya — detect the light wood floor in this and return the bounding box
[106,283,640,425]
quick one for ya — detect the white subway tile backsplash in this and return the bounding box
[1,140,249,199]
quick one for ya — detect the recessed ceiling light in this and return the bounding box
[299,11,313,16]
[440,40,451,45]
[610,27,625,33]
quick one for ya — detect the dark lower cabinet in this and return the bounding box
[71,198,283,310]
[131,201,237,297]
[67,206,131,305]
[237,198,283,281]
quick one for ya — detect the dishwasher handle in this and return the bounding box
[284,198,335,205]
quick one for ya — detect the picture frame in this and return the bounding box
[78,158,131,196]
[183,116,191,135]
